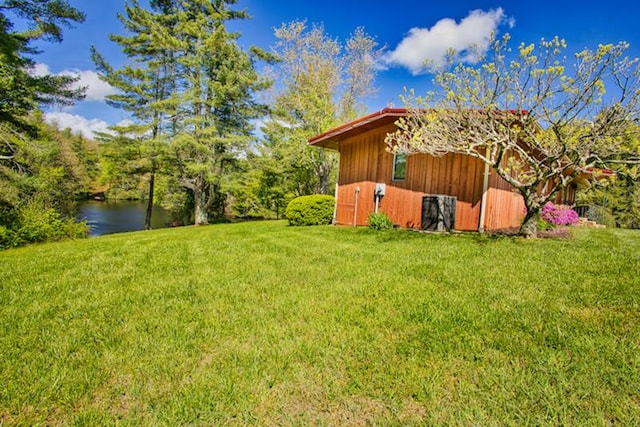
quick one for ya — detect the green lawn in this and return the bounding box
[1,221,639,425]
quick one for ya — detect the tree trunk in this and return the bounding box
[319,172,330,195]
[144,172,155,230]
[519,213,539,238]
[517,191,541,238]
[193,187,208,226]
[520,199,539,238]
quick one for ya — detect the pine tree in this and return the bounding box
[96,0,271,226]
[0,1,89,247]
[92,0,177,229]
[0,0,85,142]
[165,0,271,225]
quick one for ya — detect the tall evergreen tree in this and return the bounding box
[0,0,85,143]
[95,0,271,226]
[92,0,178,229]
[0,1,89,248]
[165,0,271,225]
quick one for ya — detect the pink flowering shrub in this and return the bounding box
[540,202,579,226]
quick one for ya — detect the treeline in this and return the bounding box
[0,0,92,247]
[0,113,98,247]
[577,164,640,229]
[0,0,382,247]
[577,126,640,229]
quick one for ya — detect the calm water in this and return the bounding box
[77,200,169,237]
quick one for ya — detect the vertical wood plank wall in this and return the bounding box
[482,171,579,231]
[335,124,488,231]
[483,172,525,230]
[329,120,580,231]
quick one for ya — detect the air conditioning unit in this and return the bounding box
[421,195,456,231]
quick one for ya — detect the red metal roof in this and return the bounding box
[308,108,408,150]
[307,108,531,150]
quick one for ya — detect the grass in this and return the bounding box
[1,221,639,425]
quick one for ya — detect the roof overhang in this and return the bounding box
[307,108,531,150]
[574,168,616,187]
[308,108,408,150]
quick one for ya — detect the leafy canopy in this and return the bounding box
[262,21,383,195]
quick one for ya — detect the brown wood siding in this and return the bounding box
[484,189,525,230]
[481,170,525,230]
[481,174,578,231]
[554,185,577,205]
[335,125,485,231]
[321,109,581,232]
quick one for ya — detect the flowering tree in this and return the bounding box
[386,35,640,237]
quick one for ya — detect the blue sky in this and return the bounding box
[28,0,640,139]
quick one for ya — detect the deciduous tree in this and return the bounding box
[387,35,640,236]
[263,22,382,196]
[577,128,640,228]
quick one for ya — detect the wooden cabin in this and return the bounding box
[308,108,577,232]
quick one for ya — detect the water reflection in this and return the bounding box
[77,200,169,237]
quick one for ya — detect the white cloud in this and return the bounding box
[44,112,112,140]
[115,118,135,128]
[44,113,140,140]
[385,8,512,75]
[32,63,116,102]
[72,69,117,101]
[31,63,51,76]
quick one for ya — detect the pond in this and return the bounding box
[77,200,169,237]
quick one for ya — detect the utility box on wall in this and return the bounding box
[422,195,456,231]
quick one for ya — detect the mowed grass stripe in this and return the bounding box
[0,221,639,425]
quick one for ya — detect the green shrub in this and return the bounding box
[0,226,19,249]
[367,212,394,231]
[16,206,89,244]
[585,204,617,227]
[0,200,19,228]
[536,218,554,231]
[0,199,89,250]
[285,195,335,226]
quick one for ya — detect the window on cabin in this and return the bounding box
[392,152,407,181]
